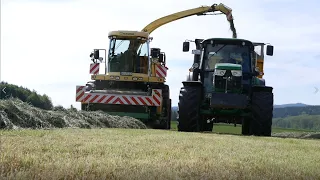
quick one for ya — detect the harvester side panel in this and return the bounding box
[76,86,86,102]
[155,64,168,78]
[90,63,100,74]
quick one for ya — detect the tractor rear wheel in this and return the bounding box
[177,83,202,132]
[250,86,274,136]
[203,120,213,132]
[241,118,250,135]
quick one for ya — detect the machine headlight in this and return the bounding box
[214,69,226,76]
[231,70,242,77]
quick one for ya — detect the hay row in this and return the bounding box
[0,98,147,130]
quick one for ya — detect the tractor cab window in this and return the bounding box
[203,44,251,73]
[108,38,149,74]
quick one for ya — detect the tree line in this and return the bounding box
[0,81,53,110]
[273,115,320,131]
[273,106,320,118]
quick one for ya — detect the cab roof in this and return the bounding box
[202,38,254,46]
[108,30,149,39]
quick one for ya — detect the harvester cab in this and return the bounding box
[90,32,167,78]
[178,38,275,136]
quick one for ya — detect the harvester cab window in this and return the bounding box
[108,38,149,74]
[135,42,149,74]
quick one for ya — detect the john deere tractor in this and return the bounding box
[177,38,274,136]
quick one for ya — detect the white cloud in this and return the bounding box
[1,0,320,109]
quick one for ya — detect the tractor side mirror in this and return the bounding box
[266,45,274,56]
[183,42,190,52]
[94,50,100,59]
[159,53,166,63]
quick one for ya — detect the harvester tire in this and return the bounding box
[154,84,171,130]
[162,85,171,129]
[250,86,273,136]
[177,84,202,132]
[81,103,89,111]
[167,99,172,130]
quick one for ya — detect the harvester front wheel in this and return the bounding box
[160,84,171,129]
[177,83,202,132]
[250,86,274,136]
[151,84,171,130]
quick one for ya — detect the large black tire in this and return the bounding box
[177,83,203,132]
[81,103,89,111]
[154,84,171,130]
[203,120,213,132]
[241,118,250,135]
[167,99,172,130]
[250,86,273,136]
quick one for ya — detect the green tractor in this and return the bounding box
[177,38,274,136]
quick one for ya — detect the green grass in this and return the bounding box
[1,128,320,179]
[170,121,316,134]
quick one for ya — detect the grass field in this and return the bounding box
[1,127,320,179]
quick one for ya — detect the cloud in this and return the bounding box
[1,0,320,109]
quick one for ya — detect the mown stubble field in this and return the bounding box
[1,128,320,180]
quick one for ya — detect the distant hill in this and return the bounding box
[274,103,309,108]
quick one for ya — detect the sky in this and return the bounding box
[1,0,320,109]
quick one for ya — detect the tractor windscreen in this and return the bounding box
[108,38,149,74]
[203,44,251,73]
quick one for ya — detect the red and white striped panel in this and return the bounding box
[81,89,162,106]
[76,86,86,102]
[90,63,99,74]
[155,64,168,78]
[151,89,162,106]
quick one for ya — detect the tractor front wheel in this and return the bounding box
[177,83,202,132]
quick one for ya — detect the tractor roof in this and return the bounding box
[108,30,149,39]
